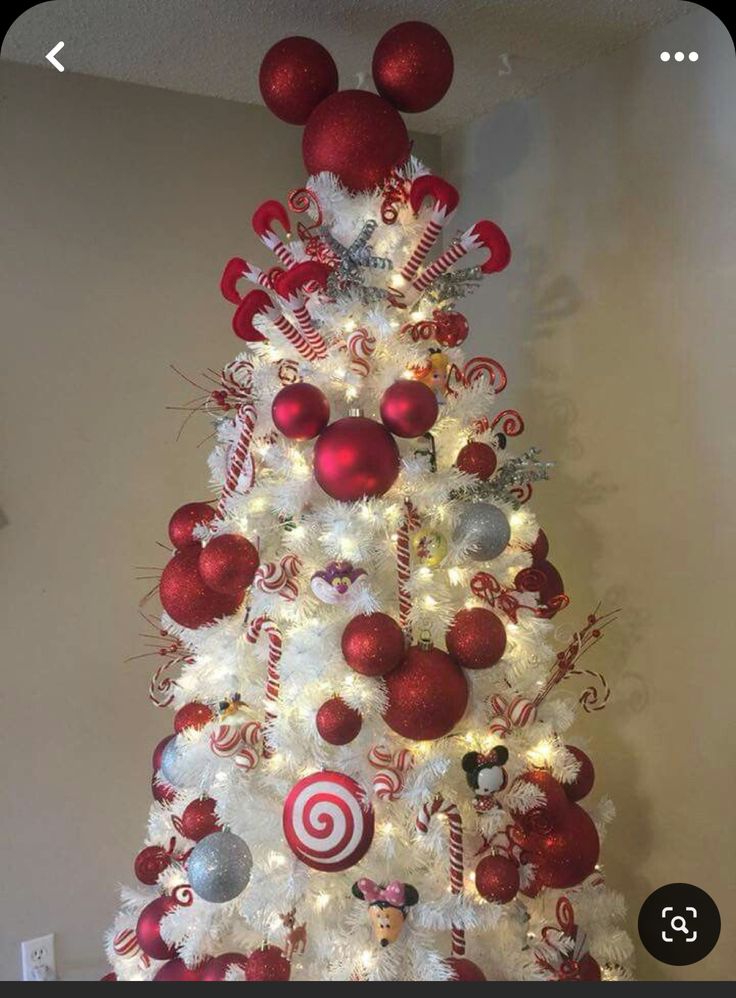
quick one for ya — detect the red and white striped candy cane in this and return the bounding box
[254,553,301,602]
[220,358,254,400]
[397,500,420,635]
[217,403,257,516]
[488,693,538,737]
[234,720,264,771]
[417,797,466,955]
[220,257,272,302]
[252,200,296,268]
[233,289,320,362]
[246,615,282,758]
[113,928,149,967]
[368,744,414,801]
[401,175,460,281]
[347,328,376,376]
[412,219,511,294]
[273,262,329,358]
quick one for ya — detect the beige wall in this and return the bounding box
[0,58,438,980]
[443,6,735,981]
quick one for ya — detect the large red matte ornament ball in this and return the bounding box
[152,775,176,806]
[245,945,291,982]
[475,854,520,903]
[159,546,244,630]
[134,845,172,885]
[372,21,454,113]
[180,797,221,842]
[456,441,497,481]
[136,896,178,961]
[316,696,362,745]
[380,380,438,438]
[199,953,249,981]
[509,771,569,835]
[174,701,214,734]
[314,416,400,501]
[168,502,215,550]
[259,36,338,125]
[444,957,487,982]
[564,745,595,802]
[152,735,174,772]
[433,310,469,347]
[532,803,600,889]
[341,612,405,677]
[198,534,260,594]
[153,958,203,982]
[303,90,411,192]
[272,383,330,440]
[383,644,468,740]
[446,607,506,669]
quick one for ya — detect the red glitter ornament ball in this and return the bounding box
[302,90,410,192]
[153,958,203,982]
[168,502,215,550]
[446,607,506,670]
[530,803,600,889]
[380,380,438,438]
[174,701,214,734]
[152,775,176,806]
[136,895,178,961]
[272,383,330,440]
[341,612,405,677]
[198,534,260,594]
[180,797,221,842]
[245,945,291,982]
[199,953,249,981]
[444,957,487,982]
[530,528,549,564]
[475,854,520,903]
[259,36,338,125]
[159,546,244,630]
[316,696,362,745]
[433,310,469,347]
[509,771,569,835]
[456,441,497,481]
[134,845,172,885]
[564,745,595,802]
[152,734,174,772]
[373,21,454,113]
[383,644,468,741]
[314,416,400,501]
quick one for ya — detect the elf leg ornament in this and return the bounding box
[220,257,273,302]
[272,261,330,358]
[412,219,511,294]
[401,175,459,281]
[252,199,297,268]
[416,796,466,956]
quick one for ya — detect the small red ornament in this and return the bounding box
[475,854,520,903]
[272,383,330,440]
[152,775,176,806]
[136,895,178,961]
[341,612,405,677]
[152,735,174,772]
[100,972,116,981]
[302,90,410,192]
[456,441,497,481]
[174,701,214,734]
[159,546,244,630]
[153,958,203,982]
[383,643,468,741]
[372,21,454,113]
[168,502,215,550]
[433,310,469,347]
[259,36,338,125]
[180,797,221,842]
[446,607,506,670]
[245,945,291,982]
[444,957,487,982]
[314,416,400,501]
[574,955,602,981]
[198,534,260,594]
[564,746,595,802]
[134,845,172,885]
[199,953,249,981]
[530,528,549,564]
[509,771,569,835]
[379,380,438,438]
[516,559,564,609]
[529,803,600,889]
[316,697,362,745]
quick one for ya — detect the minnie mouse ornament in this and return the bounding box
[462,746,509,813]
[352,879,419,947]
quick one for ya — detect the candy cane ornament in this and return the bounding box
[401,175,460,281]
[346,327,376,376]
[416,797,466,956]
[397,500,420,635]
[412,219,511,294]
[217,403,257,516]
[220,257,272,302]
[246,615,283,757]
[113,928,150,968]
[232,289,321,362]
[252,200,296,268]
[272,261,330,358]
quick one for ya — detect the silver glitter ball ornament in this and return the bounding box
[188,831,252,903]
[453,502,511,561]
[159,736,183,786]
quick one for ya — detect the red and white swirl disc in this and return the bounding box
[282,770,374,872]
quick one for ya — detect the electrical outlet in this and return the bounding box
[21,934,56,981]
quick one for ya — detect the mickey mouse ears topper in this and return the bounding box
[258,22,454,192]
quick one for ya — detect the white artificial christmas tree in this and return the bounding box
[105,23,634,983]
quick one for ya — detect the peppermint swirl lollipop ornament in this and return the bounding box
[282,770,374,872]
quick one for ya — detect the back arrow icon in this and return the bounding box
[46,41,65,72]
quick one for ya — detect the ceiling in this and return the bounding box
[2,0,694,133]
